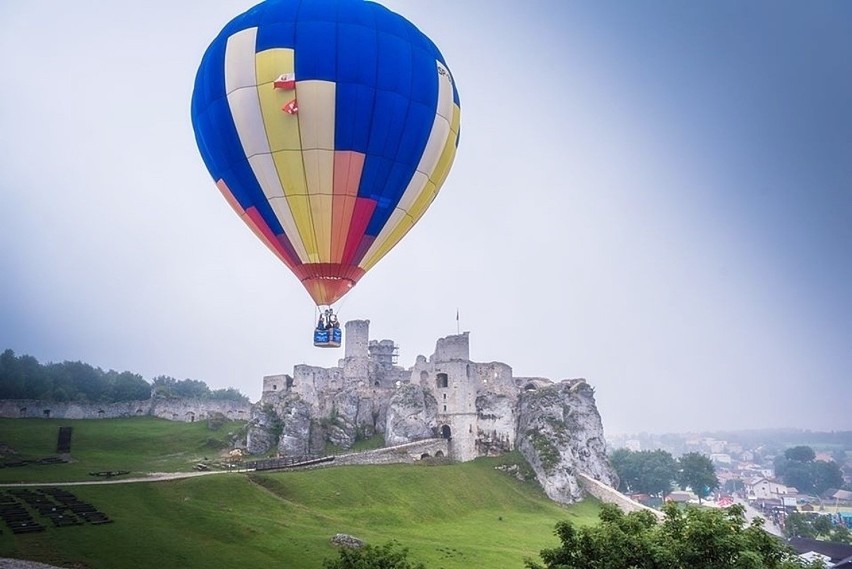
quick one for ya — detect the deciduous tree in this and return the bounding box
[785,446,816,463]
[526,502,815,569]
[610,448,677,497]
[677,452,719,503]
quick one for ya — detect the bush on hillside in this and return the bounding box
[323,541,426,569]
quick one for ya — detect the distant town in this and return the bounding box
[607,429,852,563]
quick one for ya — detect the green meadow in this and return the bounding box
[0,417,600,569]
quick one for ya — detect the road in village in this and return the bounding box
[734,496,784,537]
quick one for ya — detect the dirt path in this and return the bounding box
[0,559,68,569]
[0,468,250,488]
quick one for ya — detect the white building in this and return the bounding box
[748,478,791,500]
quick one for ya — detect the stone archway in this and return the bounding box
[435,450,444,458]
[420,453,430,459]
[441,425,452,440]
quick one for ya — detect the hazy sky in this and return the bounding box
[1,1,850,435]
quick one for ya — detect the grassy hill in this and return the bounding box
[0,417,601,569]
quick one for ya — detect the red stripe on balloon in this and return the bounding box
[350,234,376,267]
[341,197,376,265]
[331,151,365,263]
[216,179,245,215]
[245,207,300,269]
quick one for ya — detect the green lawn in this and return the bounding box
[0,417,245,482]
[0,418,601,569]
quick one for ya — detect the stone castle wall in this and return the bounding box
[577,473,664,519]
[0,398,251,422]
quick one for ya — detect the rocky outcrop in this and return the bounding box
[246,404,279,455]
[278,397,316,456]
[517,379,617,505]
[475,393,516,456]
[247,387,392,455]
[384,384,437,446]
[330,534,365,549]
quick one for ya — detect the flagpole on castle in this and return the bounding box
[456,308,459,334]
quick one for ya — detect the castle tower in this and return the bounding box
[434,331,470,361]
[344,320,370,359]
[342,320,370,383]
[431,332,478,462]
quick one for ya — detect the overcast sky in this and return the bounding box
[1,1,850,435]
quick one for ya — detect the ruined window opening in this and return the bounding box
[443,405,447,412]
[466,364,471,378]
[420,453,430,459]
[43,409,51,418]
[441,425,452,440]
[374,381,380,387]
[435,450,444,457]
[436,373,448,389]
[272,384,277,390]
[524,383,537,391]
[420,370,428,382]
[443,393,446,400]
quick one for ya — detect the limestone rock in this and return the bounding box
[475,393,516,456]
[245,405,278,455]
[278,397,315,456]
[330,533,365,548]
[384,384,437,445]
[517,379,617,504]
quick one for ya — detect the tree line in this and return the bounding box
[773,445,844,496]
[610,448,720,502]
[322,503,818,569]
[0,349,248,404]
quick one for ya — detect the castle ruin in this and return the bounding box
[250,320,617,503]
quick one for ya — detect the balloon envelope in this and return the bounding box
[191,0,461,305]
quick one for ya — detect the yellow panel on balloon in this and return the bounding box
[297,80,336,151]
[255,49,302,152]
[272,150,308,196]
[450,103,461,137]
[286,194,319,262]
[361,212,415,272]
[268,196,308,262]
[408,180,438,222]
[308,194,333,262]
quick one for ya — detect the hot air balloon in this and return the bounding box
[191,0,461,347]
